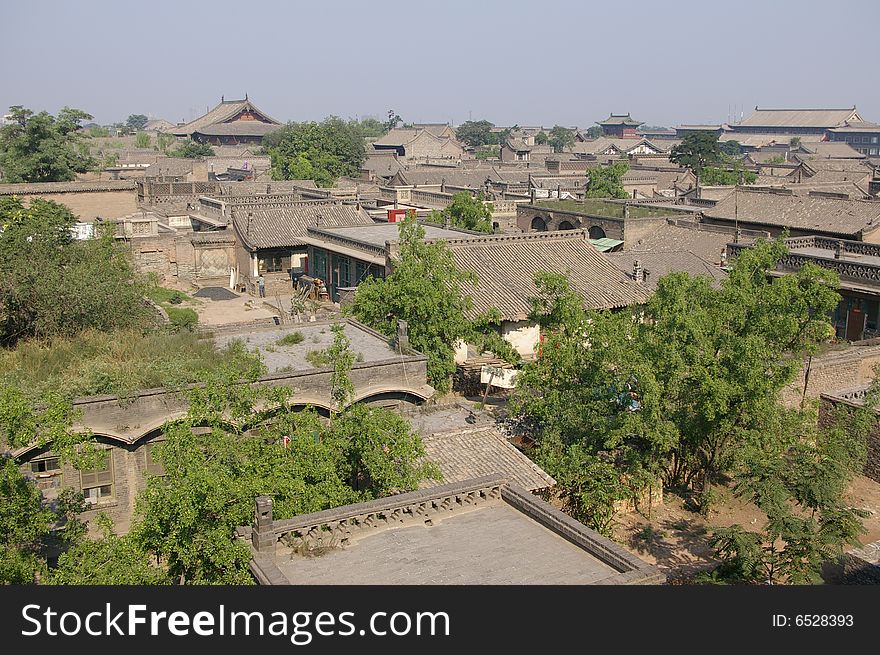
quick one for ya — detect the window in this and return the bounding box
[873,136,878,144]
[144,442,165,476]
[259,254,283,273]
[80,453,114,504]
[30,456,62,491]
[871,148,878,156]
[337,256,351,287]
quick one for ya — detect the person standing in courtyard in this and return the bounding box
[257,273,265,298]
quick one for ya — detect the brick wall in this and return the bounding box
[20,190,138,221]
[782,344,880,407]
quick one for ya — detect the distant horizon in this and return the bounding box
[1,0,877,129]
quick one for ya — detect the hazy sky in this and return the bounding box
[2,0,878,129]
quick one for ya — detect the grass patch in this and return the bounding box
[166,307,198,331]
[305,349,331,368]
[277,332,305,346]
[145,286,190,306]
[0,329,265,401]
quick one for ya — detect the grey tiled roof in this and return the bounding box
[168,98,281,136]
[737,107,860,129]
[441,230,652,319]
[624,220,742,264]
[192,122,282,137]
[233,203,374,249]
[606,251,727,290]
[703,188,880,236]
[420,426,555,492]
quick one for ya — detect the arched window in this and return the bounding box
[588,225,606,239]
[558,220,575,230]
[530,216,547,232]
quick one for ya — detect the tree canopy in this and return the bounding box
[548,125,576,153]
[0,197,155,345]
[455,120,497,148]
[512,237,844,536]
[669,131,723,179]
[264,117,367,187]
[0,105,94,183]
[168,141,215,158]
[432,192,494,233]
[125,114,148,131]
[585,162,630,199]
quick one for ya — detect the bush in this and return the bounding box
[305,349,331,367]
[277,332,305,346]
[166,308,198,331]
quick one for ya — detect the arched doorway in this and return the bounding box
[530,216,547,232]
[558,220,575,230]
[588,225,606,239]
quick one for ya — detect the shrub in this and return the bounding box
[166,308,198,332]
[305,349,331,368]
[277,332,305,346]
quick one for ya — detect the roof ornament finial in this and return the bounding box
[245,92,248,101]
[221,95,224,102]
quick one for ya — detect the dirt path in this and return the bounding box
[612,475,880,582]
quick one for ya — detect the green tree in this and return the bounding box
[706,396,873,584]
[535,131,548,145]
[455,120,495,148]
[669,131,722,182]
[133,368,437,584]
[156,132,174,154]
[350,214,516,392]
[134,132,151,149]
[168,141,215,158]
[790,136,802,148]
[126,115,149,132]
[0,105,95,183]
[383,109,403,133]
[0,458,54,583]
[719,140,742,157]
[432,192,494,233]
[585,162,630,199]
[583,126,603,139]
[264,117,367,187]
[48,514,168,585]
[327,323,356,411]
[513,237,841,528]
[701,164,758,186]
[548,125,575,153]
[0,197,156,345]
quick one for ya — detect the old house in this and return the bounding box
[167,96,282,146]
[231,200,376,296]
[371,128,464,160]
[597,113,643,138]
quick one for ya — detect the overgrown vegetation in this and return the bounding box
[0,330,263,401]
[0,105,94,183]
[168,141,215,158]
[512,236,858,567]
[430,192,494,233]
[264,117,368,187]
[585,161,630,199]
[277,331,305,346]
[0,197,156,346]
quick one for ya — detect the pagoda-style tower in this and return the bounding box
[597,113,642,138]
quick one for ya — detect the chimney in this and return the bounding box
[315,213,322,227]
[834,240,843,259]
[633,259,644,284]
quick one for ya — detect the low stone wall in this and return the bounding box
[824,540,880,584]
[782,343,880,407]
[819,391,880,483]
